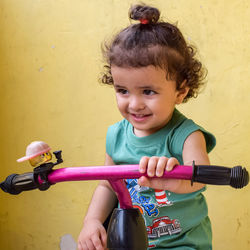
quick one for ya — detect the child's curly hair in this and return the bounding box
[101,4,207,102]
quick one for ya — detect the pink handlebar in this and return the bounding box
[1,163,248,208]
[46,164,193,184]
[43,164,193,209]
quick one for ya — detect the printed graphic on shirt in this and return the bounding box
[126,179,173,212]
[148,242,157,249]
[147,216,182,238]
[154,189,173,206]
[126,179,159,217]
[126,179,182,244]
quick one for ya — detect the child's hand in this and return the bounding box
[138,156,181,191]
[77,219,107,250]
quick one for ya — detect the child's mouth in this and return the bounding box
[131,113,151,122]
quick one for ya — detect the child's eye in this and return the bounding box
[143,89,157,96]
[116,88,129,95]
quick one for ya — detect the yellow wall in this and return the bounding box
[0,0,249,249]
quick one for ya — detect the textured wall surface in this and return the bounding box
[0,0,249,249]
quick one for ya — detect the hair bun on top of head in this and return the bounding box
[129,4,160,24]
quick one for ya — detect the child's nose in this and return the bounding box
[129,96,145,111]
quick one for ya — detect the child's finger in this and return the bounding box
[166,157,179,171]
[138,176,165,189]
[86,238,96,250]
[138,176,150,186]
[100,227,107,248]
[77,242,84,250]
[139,156,149,173]
[139,177,181,190]
[147,156,158,177]
[156,156,168,177]
[92,234,105,250]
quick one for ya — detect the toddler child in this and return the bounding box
[78,4,216,250]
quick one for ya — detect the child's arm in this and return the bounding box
[138,130,209,193]
[77,154,117,250]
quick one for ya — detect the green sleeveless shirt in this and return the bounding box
[106,109,216,249]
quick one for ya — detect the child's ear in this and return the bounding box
[175,80,189,104]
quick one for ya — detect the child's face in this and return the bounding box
[111,66,188,137]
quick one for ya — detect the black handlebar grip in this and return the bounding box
[0,173,38,195]
[192,165,249,189]
[230,166,249,188]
